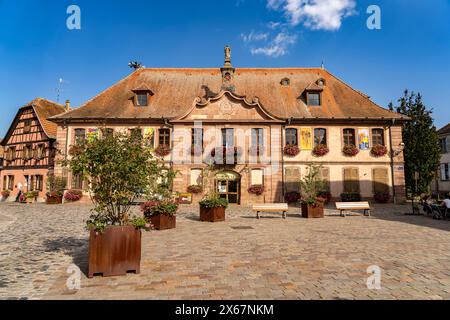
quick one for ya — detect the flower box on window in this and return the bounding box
[248,185,265,196]
[342,144,359,157]
[187,185,203,194]
[154,145,171,157]
[284,144,300,157]
[371,144,388,157]
[312,144,329,157]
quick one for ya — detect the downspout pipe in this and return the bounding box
[389,118,397,204]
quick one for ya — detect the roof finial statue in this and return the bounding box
[224,45,232,67]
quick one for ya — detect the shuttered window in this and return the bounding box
[285,167,300,192]
[343,168,360,193]
[251,169,264,186]
[319,167,330,192]
[373,168,389,194]
[190,169,203,186]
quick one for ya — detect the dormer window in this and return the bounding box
[132,85,153,107]
[307,92,321,106]
[136,92,148,106]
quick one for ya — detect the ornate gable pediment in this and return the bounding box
[174,91,283,123]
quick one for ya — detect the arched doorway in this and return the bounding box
[216,171,241,204]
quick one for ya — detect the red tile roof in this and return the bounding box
[51,68,407,122]
[1,98,65,146]
[438,123,450,136]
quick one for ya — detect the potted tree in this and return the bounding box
[300,164,326,218]
[67,132,165,278]
[198,164,228,222]
[46,174,67,204]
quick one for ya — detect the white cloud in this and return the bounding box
[268,0,356,30]
[241,31,269,43]
[250,32,297,57]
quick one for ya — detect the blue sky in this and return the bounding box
[1,0,449,136]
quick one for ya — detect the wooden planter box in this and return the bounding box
[46,195,63,204]
[200,206,226,222]
[88,225,141,278]
[150,214,176,230]
[301,203,324,218]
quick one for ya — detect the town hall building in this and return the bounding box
[50,47,408,204]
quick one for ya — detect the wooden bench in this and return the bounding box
[336,202,371,217]
[253,204,289,219]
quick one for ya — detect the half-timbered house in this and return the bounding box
[1,98,66,201]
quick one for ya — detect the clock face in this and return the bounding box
[224,73,231,81]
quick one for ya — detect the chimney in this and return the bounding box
[65,100,71,111]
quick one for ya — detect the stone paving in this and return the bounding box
[0,202,449,300]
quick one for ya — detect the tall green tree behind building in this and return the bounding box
[391,90,440,195]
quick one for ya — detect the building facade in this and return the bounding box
[433,123,450,193]
[51,48,408,204]
[0,98,66,201]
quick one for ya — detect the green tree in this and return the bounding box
[299,164,326,206]
[67,132,169,226]
[391,90,440,194]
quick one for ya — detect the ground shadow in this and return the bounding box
[370,209,450,232]
[43,237,89,276]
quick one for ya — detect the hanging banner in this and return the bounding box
[143,128,155,147]
[86,128,99,142]
[300,128,313,150]
[358,128,370,150]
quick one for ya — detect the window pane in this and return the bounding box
[222,129,234,147]
[192,128,203,149]
[74,129,86,144]
[159,129,170,147]
[286,129,298,146]
[372,129,385,146]
[137,94,148,106]
[308,93,321,106]
[314,128,327,146]
[343,129,356,146]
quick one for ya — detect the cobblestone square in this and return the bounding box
[0,203,449,300]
